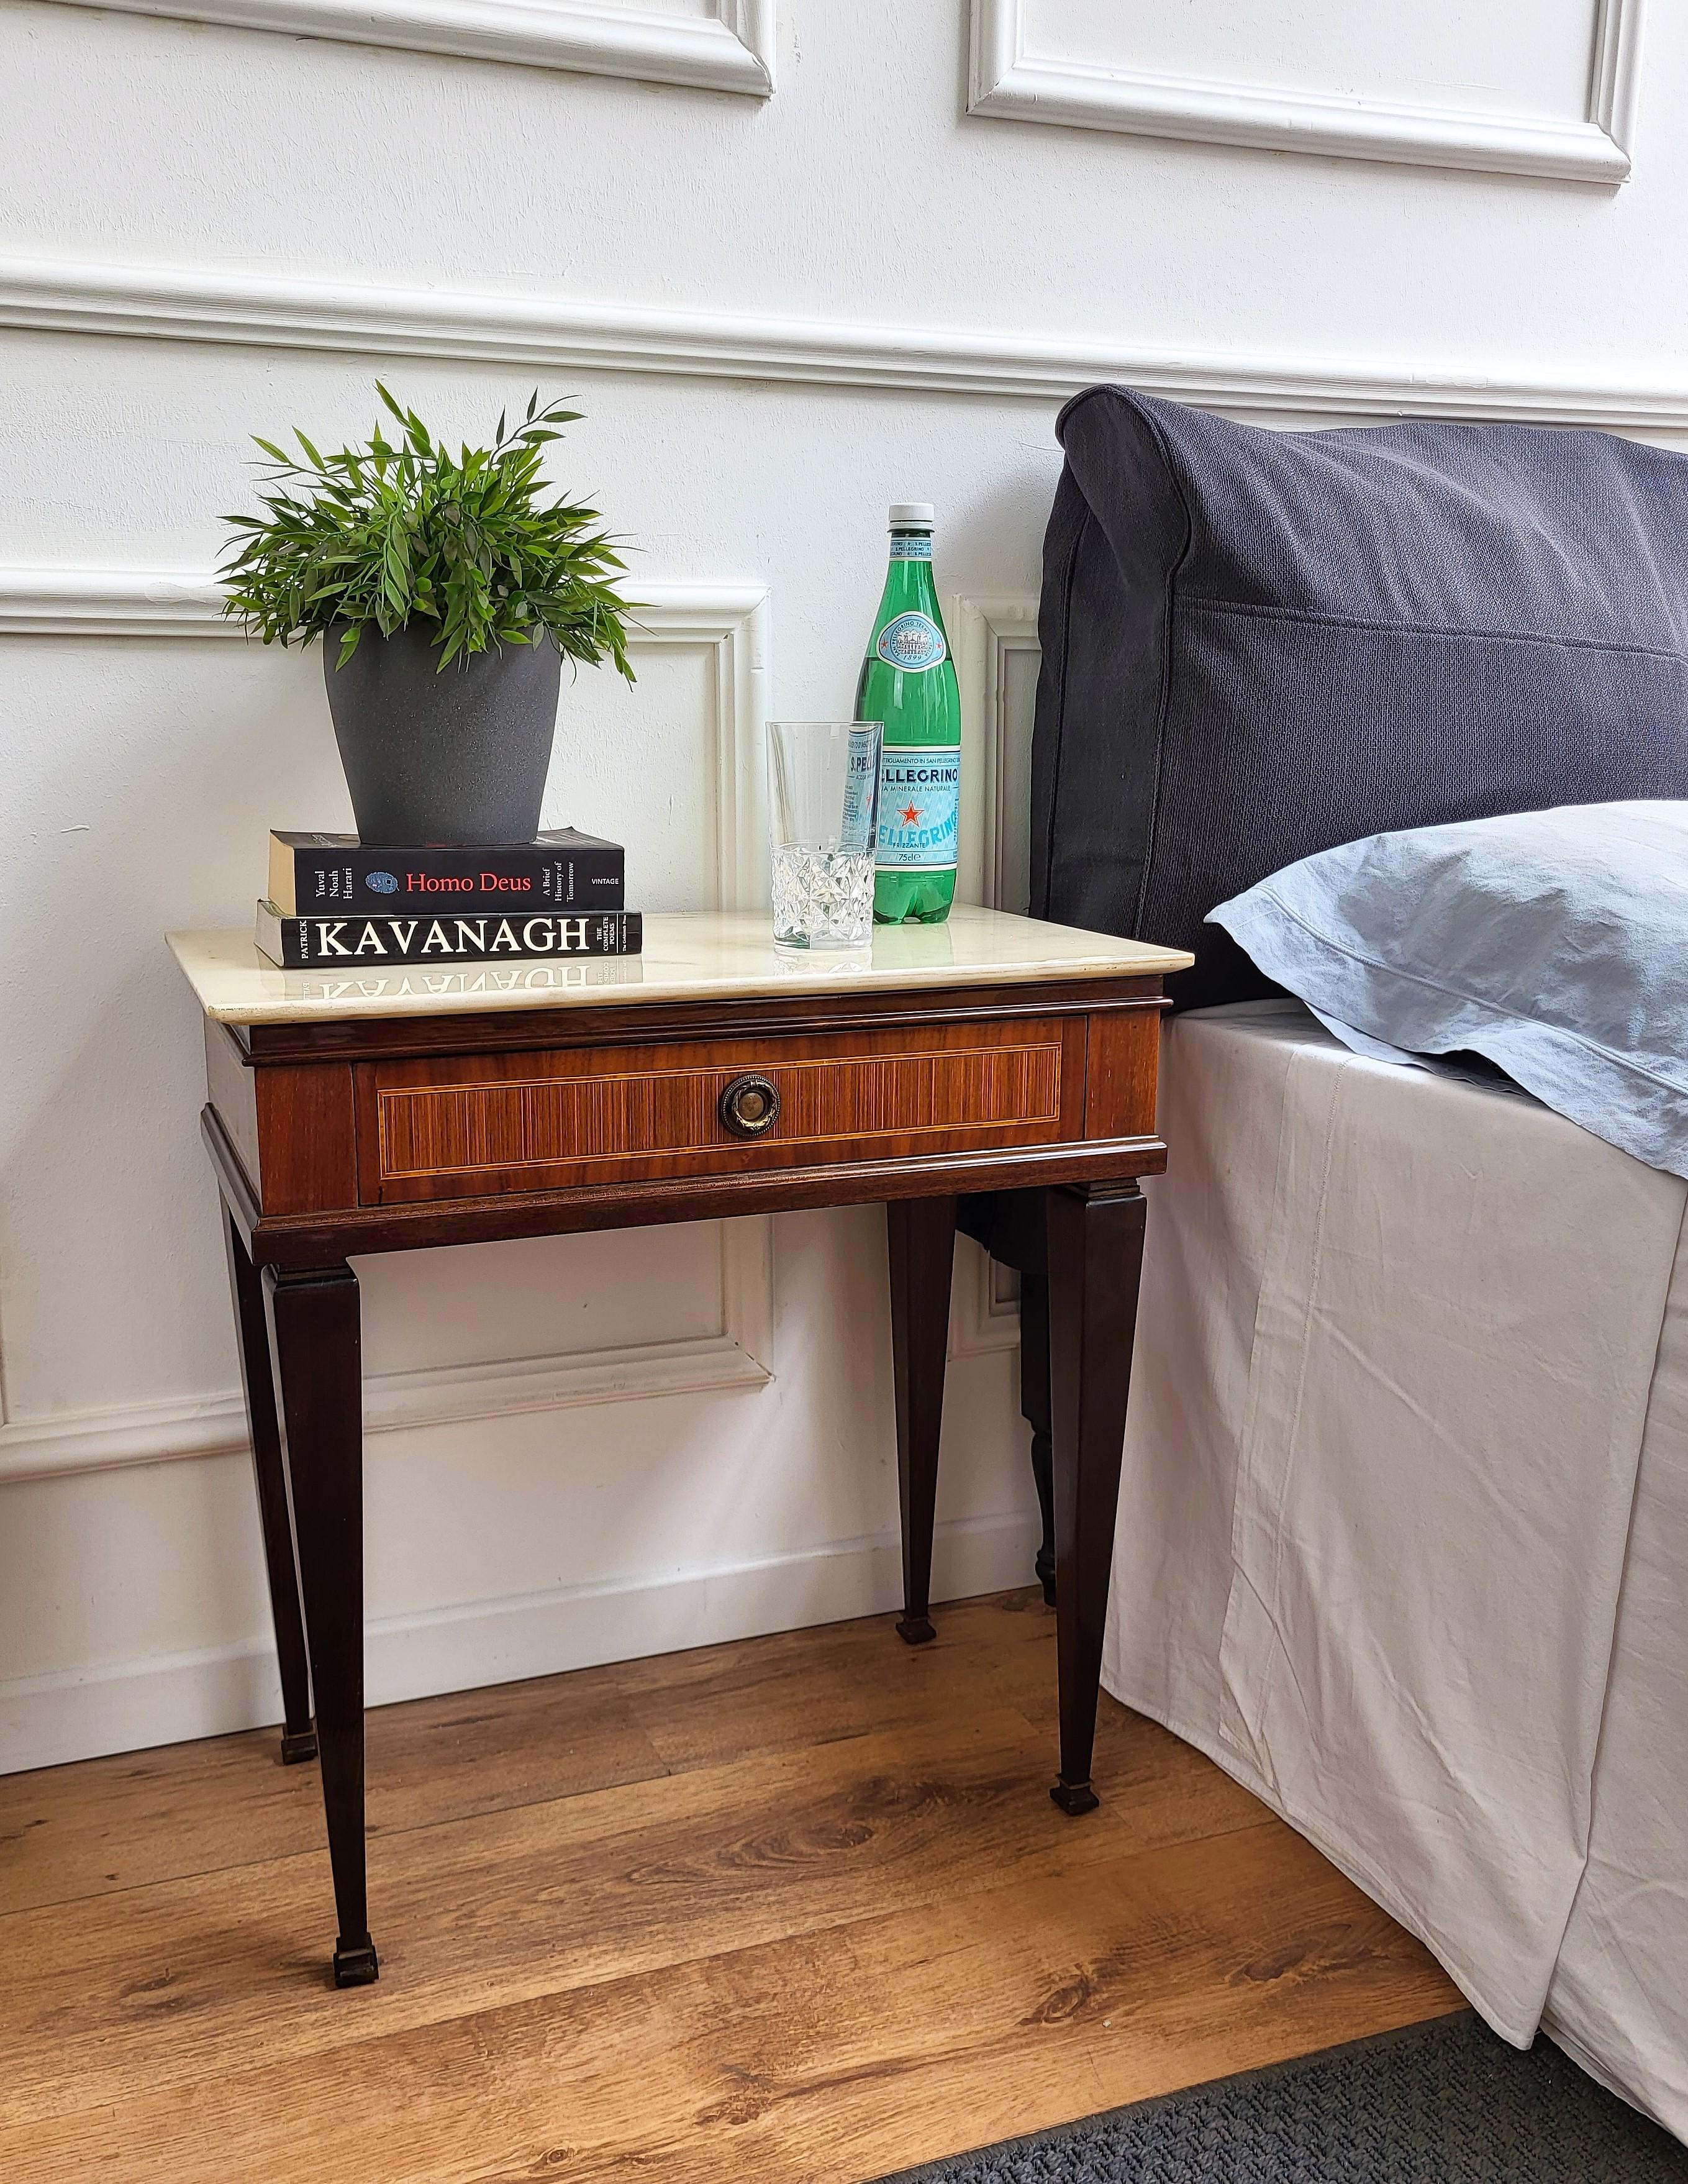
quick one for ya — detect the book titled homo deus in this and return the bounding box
[267,828,624,915]
[255,899,642,970]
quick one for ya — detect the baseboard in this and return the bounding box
[0,1508,1040,1774]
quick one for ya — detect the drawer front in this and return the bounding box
[356,1019,1086,1203]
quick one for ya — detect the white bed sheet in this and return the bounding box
[1102,1001,1688,2137]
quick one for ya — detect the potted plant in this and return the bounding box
[220,386,636,846]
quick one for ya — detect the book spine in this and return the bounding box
[260,911,642,970]
[286,845,624,914]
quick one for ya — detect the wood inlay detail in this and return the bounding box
[378,1042,1064,1181]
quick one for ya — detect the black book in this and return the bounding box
[266,828,624,916]
[255,899,642,970]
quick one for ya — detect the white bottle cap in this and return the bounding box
[888,501,935,527]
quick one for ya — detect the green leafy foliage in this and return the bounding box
[220,387,637,676]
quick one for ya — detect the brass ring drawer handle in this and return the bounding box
[719,1073,781,1139]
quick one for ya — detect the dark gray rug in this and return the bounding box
[875,2012,1688,2182]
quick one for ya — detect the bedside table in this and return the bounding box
[170,906,1193,1986]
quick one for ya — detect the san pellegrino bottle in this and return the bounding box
[856,503,960,923]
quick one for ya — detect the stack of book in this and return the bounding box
[255,829,642,968]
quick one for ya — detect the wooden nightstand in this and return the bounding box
[171,905,1192,1986]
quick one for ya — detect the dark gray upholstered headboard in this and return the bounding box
[1030,389,1688,1010]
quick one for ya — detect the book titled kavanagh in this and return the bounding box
[266,828,624,916]
[255,899,642,970]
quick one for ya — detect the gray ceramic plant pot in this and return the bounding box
[322,622,562,847]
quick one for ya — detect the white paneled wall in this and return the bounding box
[1,0,1684,1770]
[971,0,1643,180]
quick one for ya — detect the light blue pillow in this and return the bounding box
[1208,802,1688,1180]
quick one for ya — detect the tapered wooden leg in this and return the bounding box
[887,1194,957,1646]
[263,1260,377,1988]
[1018,1269,1056,1607]
[1045,1181,1147,1816]
[221,1213,316,1765]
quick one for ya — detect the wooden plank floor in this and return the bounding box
[0,1589,1461,2182]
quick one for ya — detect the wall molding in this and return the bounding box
[0,563,1019,1377]
[968,0,1643,185]
[951,1236,1021,1360]
[0,566,235,637]
[620,583,770,911]
[2,252,1687,427]
[0,578,772,1485]
[0,573,771,904]
[948,594,1042,1360]
[0,1504,1037,1774]
[956,594,1038,920]
[0,1218,773,1486]
[40,0,775,93]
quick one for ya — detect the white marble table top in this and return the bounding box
[168,906,1192,1027]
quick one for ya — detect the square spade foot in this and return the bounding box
[1050,1779,1099,1818]
[279,1727,318,1765]
[896,1614,937,1646]
[332,1937,380,1988]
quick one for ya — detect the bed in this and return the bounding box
[966,385,1688,2137]
[1105,1000,1688,2136]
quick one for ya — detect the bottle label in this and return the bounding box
[876,745,961,871]
[839,725,881,855]
[888,536,933,560]
[875,611,948,672]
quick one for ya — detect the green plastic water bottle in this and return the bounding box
[856,502,960,924]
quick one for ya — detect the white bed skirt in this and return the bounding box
[1104,1003,1688,2139]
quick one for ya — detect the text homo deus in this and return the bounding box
[404,871,534,893]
